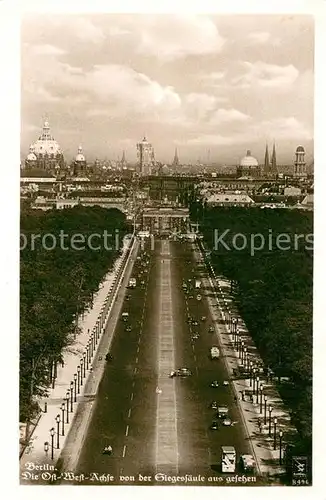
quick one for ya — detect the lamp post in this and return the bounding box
[80,359,84,386]
[273,417,278,450]
[44,441,49,457]
[56,414,60,449]
[268,406,273,436]
[50,428,55,460]
[244,348,247,370]
[83,353,86,377]
[65,390,70,423]
[61,403,65,436]
[279,430,283,464]
[86,345,90,370]
[249,361,253,387]
[259,384,263,414]
[255,376,260,400]
[252,368,257,393]
[74,373,77,402]
[241,341,245,363]
[77,366,81,393]
[264,395,268,425]
[70,381,74,412]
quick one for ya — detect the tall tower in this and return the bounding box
[264,144,270,176]
[172,147,179,167]
[120,150,127,169]
[137,136,155,175]
[271,142,277,176]
[294,145,306,176]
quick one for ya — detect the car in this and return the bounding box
[222,416,232,426]
[210,401,218,410]
[196,294,202,301]
[192,320,199,326]
[223,380,229,386]
[187,317,193,323]
[191,334,199,341]
[211,380,219,388]
[210,420,219,430]
[125,325,132,332]
[240,454,256,472]
[176,368,192,377]
[189,295,194,299]
[201,316,206,321]
[209,326,214,333]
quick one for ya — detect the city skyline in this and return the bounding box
[21,14,314,164]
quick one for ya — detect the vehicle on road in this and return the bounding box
[221,446,236,473]
[102,445,113,455]
[128,277,136,288]
[192,320,198,326]
[210,346,220,359]
[211,380,219,388]
[201,316,206,321]
[176,368,192,377]
[210,420,219,431]
[121,312,129,322]
[195,279,201,289]
[125,325,132,332]
[223,380,229,386]
[210,401,218,410]
[105,353,113,362]
[196,294,202,301]
[222,416,232,427]
[209,326,214,333]
[239,454,256,472]
[189,294,194,299]
[191,334,199,341]
[217,406,229,418]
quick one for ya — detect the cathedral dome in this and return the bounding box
[296,145,305,153]
[31,120,62,156]
[75,145,86,162]
[240,150,259,167]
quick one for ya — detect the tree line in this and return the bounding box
[190,203,313,457]
[20,205,130,425]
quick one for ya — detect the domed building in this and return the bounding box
[294,145,307,176]
[24,120,65,174]
[71,145,87,176]
[237,150,261,178]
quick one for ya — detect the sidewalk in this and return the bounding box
[20,236,135,477]
[196,250,294,478]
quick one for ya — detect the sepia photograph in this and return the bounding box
[18,9,314,489]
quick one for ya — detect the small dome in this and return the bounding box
[240,150,259,167]
[27,152,37,161]
[296,145,305,153]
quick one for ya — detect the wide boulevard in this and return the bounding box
[75,239,251,485]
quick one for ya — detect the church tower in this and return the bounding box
[172,147,179,167]
[264,144,270,176]
[271,142,277,176]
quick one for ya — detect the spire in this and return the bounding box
[172,147,179,166]
[121,150,126,163]
[271,142,277,173]
[264,144,270,174]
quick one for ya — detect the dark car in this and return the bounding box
[210,401,218,410]
[210,420,219,431]
[211,380,219,388]
[176,368,192,377]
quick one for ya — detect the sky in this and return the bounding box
[21,14,314,165]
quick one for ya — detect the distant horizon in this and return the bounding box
[22,14,313,165]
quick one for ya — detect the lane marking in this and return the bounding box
[134,367,137,375]
[125,425,129,437]
[128,408,131,418]
[135,356,138,364]
[131,392,134,401]
[122,445,126,458]
[137,346,140,353]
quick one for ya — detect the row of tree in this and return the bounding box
[20,205,130,424]
[191,204,313,456]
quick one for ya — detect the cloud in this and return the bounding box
[247,32,271,44]
[209,108,250,124]
[232,61,299,89]
[132,15,225,60]
[31,44,67,56]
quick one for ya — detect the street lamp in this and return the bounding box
[77,366,81,393]
[255,376,260,400]
[259,384,264,413]
[70,381,74,412]
[264,395,268,425]
[56,414,60,449]
[44,441,49,456]
[50,428,55,460]
[82,353,86,377]
[268,406,273,436]
[279,430,283,464]
[241,341,245,363]
[61,403,65,436]
[65,390,70,423]
[86,345,90,369]
[249,361,253,387]
[74,373,77,402]
[273,417,278,450]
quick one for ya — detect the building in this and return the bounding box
[206,193,255,207]
[24,120,64,174]
[236,150,261,178]
[137,136,155,175]
[294,145,307,177]
[71,145,87,177]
